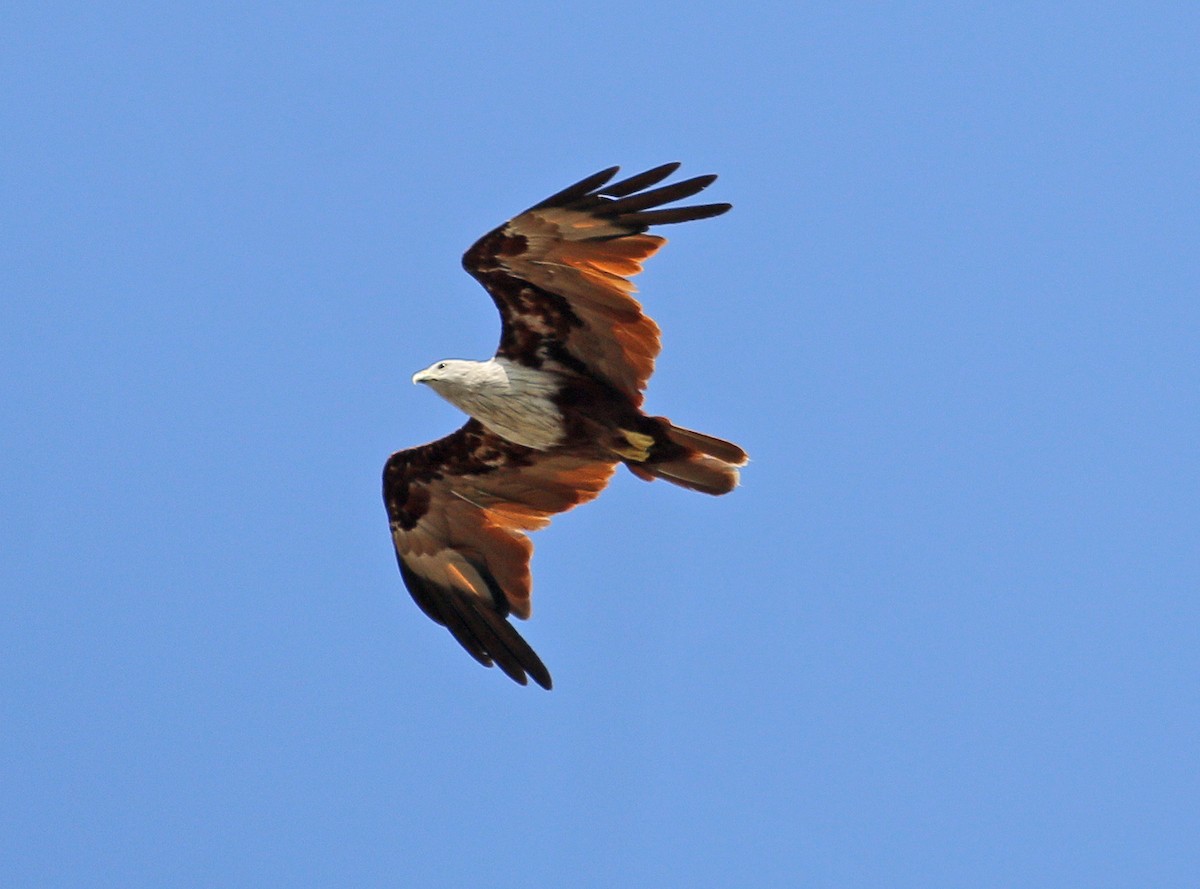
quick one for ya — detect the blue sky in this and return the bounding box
[3,3,1198,887]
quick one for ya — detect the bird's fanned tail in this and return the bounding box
[624,418,748,496]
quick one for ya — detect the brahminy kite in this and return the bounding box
[383,163,747,688]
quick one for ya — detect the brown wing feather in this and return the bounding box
[382,420,617,689]
[462,164,731,405]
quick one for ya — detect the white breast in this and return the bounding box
[452,359,565,450]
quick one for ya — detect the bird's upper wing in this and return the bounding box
[383,420,617,688]
[462,163,731,405]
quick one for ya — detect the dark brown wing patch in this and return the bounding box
[462,164,731,404]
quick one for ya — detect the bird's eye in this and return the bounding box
[436,362,446,370]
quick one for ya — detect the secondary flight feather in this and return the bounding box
[383,163,747,689]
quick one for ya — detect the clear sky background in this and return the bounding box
[3,4,1198,887]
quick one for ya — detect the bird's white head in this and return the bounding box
[412,359,488,400]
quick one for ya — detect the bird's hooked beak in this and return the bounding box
[412,366,435,385]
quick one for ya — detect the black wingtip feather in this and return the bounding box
[525,165,729,232]
[596,162,682,199]
[529,166,620,210]
[396,556,552,689]
[597,174,719,216]
[619,202,733,226]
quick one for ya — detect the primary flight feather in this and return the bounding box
[383,163,747,689]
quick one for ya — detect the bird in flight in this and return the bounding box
[383,163,747,689]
